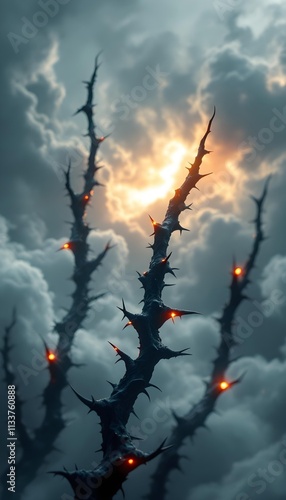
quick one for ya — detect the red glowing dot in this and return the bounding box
[170,312,176,318]
[48,353,56,362]
[149,216,157,226]
[128,459,134,465]
[220,381,229,391]
[84,195,89,201]
[63,243,70,250]
[234,267,243,277]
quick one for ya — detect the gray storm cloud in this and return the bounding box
[1,1,286,500]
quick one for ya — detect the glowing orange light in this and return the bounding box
[171,312,176,318]
[84,195,89,201]
[48,353,56,361]
[149,216,157,226]
[162,258,166,263]
[127,321,132,326]
[220,381,229,391]
[128,459,134,465]
[234,267,243,277]
[62,243,70,250]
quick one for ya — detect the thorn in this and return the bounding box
[129,435,144,441]
[123,321,133,330]
[108,342,134,369]
[161,252,172,264]
[48,470,71,481]
[148,214,157,226]
[161,347,192,359]
[130,408,140,420]
[198,172,212,179]
[168,268,177,278]
[116,299,136,322]
[231,371,247,386]
[117,299,127,320]
[172,222,190,234]
[69,385,103,415]
[184,203,193,211]
[107,381,116,389]
[141,389,151,402]
[147,383,162,392]
[176,347,192,357]
[145,438,174,462]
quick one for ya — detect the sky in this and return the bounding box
[1,1,286,499]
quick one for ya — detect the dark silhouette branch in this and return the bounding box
[1,310,32,451]
[0,55,112,499]
[53,109,216,500]
[146,177,271,500]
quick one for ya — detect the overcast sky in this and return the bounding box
[1,1,286,499]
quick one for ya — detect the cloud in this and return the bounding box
[189,437,286,500]
[1,1,286,500]
[260,255,286,312]
[0,216,54,341]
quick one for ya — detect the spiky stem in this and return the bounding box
[55,110,216,500]
[146,178,271,500]
[1,310,33,451]
[0,55,112,499]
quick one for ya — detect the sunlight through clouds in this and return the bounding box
[106,140,187,220]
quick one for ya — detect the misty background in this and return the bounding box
[1,1,286,499]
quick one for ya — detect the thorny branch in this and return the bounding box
[52,110,217,500]
[0,55,112,499]
[1,310,32,451]
[146,178,271,500]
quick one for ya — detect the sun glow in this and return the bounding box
[128,142,186,207]
[108,141,187,222]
